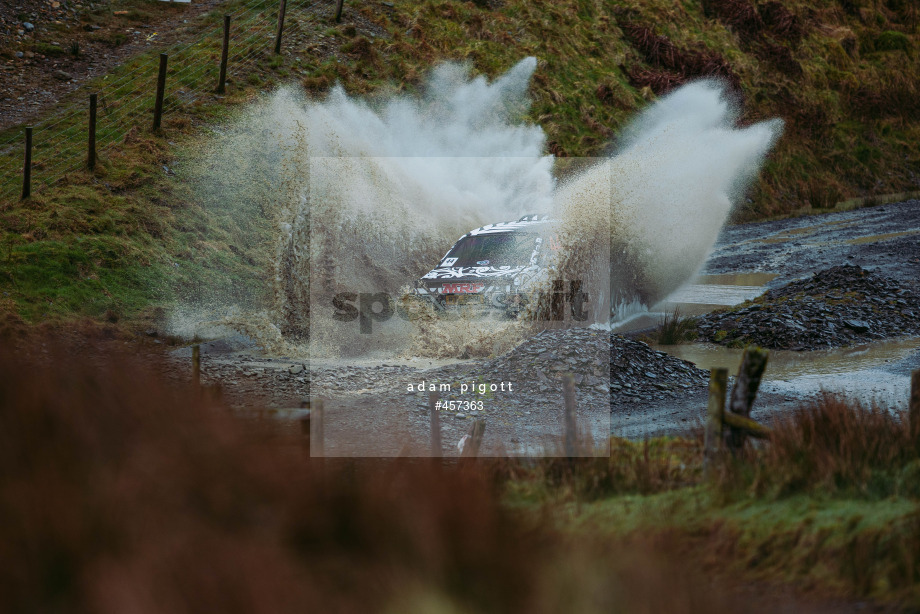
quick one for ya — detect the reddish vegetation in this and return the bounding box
[595,83,617,105]
[0,340,548,613]
[702,0,805,77]
[758,1,805,45]
[4,336,901,612]
[619,22,740,94]
[624,67,688,96]
[704,0,765,36]
[547,140,567,157]
[620,1,808,96]
[747,393,920,498]
[754,40,802,76]
[704,0,805,44]
[844,74,920,121]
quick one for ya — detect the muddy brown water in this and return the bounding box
[612,199,920,438]
[654,337,920,407]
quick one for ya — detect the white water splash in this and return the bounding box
[557,79,783,308]
[182,65,781,355]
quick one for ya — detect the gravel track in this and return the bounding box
[164,200,920,451]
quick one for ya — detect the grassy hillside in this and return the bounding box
[0,0,918,324]
[513,394,920,607]
[354,0,920,218]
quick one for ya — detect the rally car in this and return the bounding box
[412,214,559,317]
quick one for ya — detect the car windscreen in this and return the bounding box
[443,232,538,267]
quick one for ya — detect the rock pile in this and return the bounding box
[697,265,920,350]
[480,327,710,404]
[609,335,710,402]
[481,327,610,394]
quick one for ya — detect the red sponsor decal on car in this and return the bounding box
[441,283,485,294]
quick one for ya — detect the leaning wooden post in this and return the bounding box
[312,398,324,457]
[429,391,442,457]
[910,369,920,443]
[726,346,769,452]
[21,127,32,200]
[274,0,287,54]
[152,53,168,131]
[562,372,577,457]
[217,15,230,94]
[192,344,200,387]
[703,367,727,478]
[460,419,485,458]
[334,0,344,22]
[87,93,97,170]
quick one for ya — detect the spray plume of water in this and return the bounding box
[604,80,783,306]
[182,61,781,356]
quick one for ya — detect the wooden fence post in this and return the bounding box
[21,127,32,200]
[274,0,287,54]
[460,419,485,458]
[562,372,577,457]
[217,15,230,94]
[910,369,920,443]
[429,391,442,457]
[703,367,727,478]
[152,53,168,131]
[726,346,769,452]
[192,344,200,387]
[87,93,97,170]
[334,0,344,22]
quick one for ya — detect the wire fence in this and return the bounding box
[0,0,336,205]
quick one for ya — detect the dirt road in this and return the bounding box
[167,200,920,453]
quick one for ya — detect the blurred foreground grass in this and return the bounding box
[1,333,918,611]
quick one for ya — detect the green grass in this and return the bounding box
[335,0,920,218]
[30,42,68,57]
[646,307,698,344]
[0,125,269,326]
[567,491,920,603]
[506,394,920,607]
[0,0,288,326]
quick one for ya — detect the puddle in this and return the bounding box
[653,337,920,407]
[653,337,919,377]
[694,272,777,286]
[309,355,471,370]
[611,272,773,333]
[661,284,763,306]
[661,272,774,308]
[746,219,854,245]
[755,226,822,244]
[761,371,912,409]
[746,219,920,248]
[844,229,920,245]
